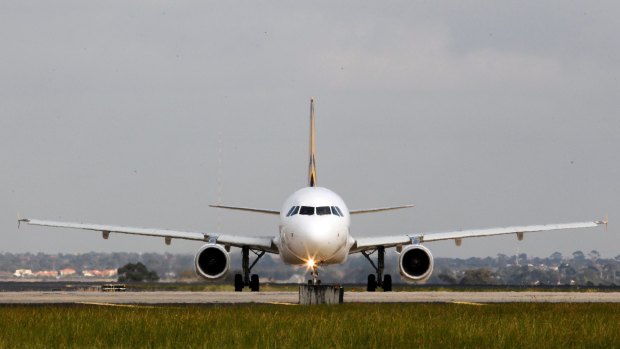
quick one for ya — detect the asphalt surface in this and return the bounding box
[1,291,619,304]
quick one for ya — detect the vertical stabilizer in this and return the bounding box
[308,97,317,187]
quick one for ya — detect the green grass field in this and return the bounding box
[0,303,618,348]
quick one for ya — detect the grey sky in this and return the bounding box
[1,1,618,259]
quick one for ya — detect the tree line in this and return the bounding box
[1,250,618,286]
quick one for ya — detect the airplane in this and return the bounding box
[19,98,607,292]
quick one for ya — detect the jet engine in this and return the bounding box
[195,244,230,280]
[399,245,434,281]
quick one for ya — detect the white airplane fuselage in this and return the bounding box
[277,187,353,266]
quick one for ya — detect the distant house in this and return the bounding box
[13,269,33,277]
[59,268,76,277]
[33,270,59,277]
[82,269,117,278]
[100,269,117,277]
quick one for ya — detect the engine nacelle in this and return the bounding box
[399,245,434,282]
[195,244,230,280]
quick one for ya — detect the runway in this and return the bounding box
[1,291,620,304]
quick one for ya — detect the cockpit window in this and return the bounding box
[334,206,344,217]
[316,206,331,216]
[331,206,341,217]
[285,206,296,217]
[299,206,314,215]
[293,206,344,216]
[286,206,300,217]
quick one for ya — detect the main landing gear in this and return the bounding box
[362,246,392,292]
[234,246,265,292]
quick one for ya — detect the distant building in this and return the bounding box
[59,268,76,277]
[13,269,33,277]
[33,270,58,277]
[82,269,117,278]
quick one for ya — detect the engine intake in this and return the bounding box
[399,245,434,281]
[195,244,230,280]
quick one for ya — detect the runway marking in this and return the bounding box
[450,301,487,306]
[266,302,298,306]
[77,302,156,309]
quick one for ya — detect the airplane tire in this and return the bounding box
[250,274,260,292]
[367,274,376,292]
[383,274,392,292]
[234,274,243,292]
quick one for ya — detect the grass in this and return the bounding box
[0,303,618,348]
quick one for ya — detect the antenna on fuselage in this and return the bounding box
[308,97,318,188]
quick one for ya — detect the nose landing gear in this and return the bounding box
[361,246,392,292]
[308,264,322,285]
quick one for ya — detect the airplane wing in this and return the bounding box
[19,218,278,253]
[209,205,280,215]
[349,205,414,215]
[350,219,607,253]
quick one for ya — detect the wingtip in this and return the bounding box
[595,215,608,232]
[17,213,29,229]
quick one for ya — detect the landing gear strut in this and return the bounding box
[234,246,265,292]
[308,264,321,286]
[362,246,392,292]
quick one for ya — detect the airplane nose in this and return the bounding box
[298,220,343,258]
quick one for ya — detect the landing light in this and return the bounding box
[306,259,316,268]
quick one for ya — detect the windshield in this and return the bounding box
[288,205,344,217]
[299,206,315,215]
[316,206,331,215]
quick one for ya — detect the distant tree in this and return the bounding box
[496,254,510,267]
[572,251,585,262]
[559,264,577,285]
[500,265,530,285]
[459,268,497,285]
[549,252,563,263]
[588,250,601,262]
[437,270,458,285]
[178,269,197,280]
[117,262,159,282]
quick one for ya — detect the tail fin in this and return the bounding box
[308,97,317,187]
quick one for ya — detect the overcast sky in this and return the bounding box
[1,1,618,260]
